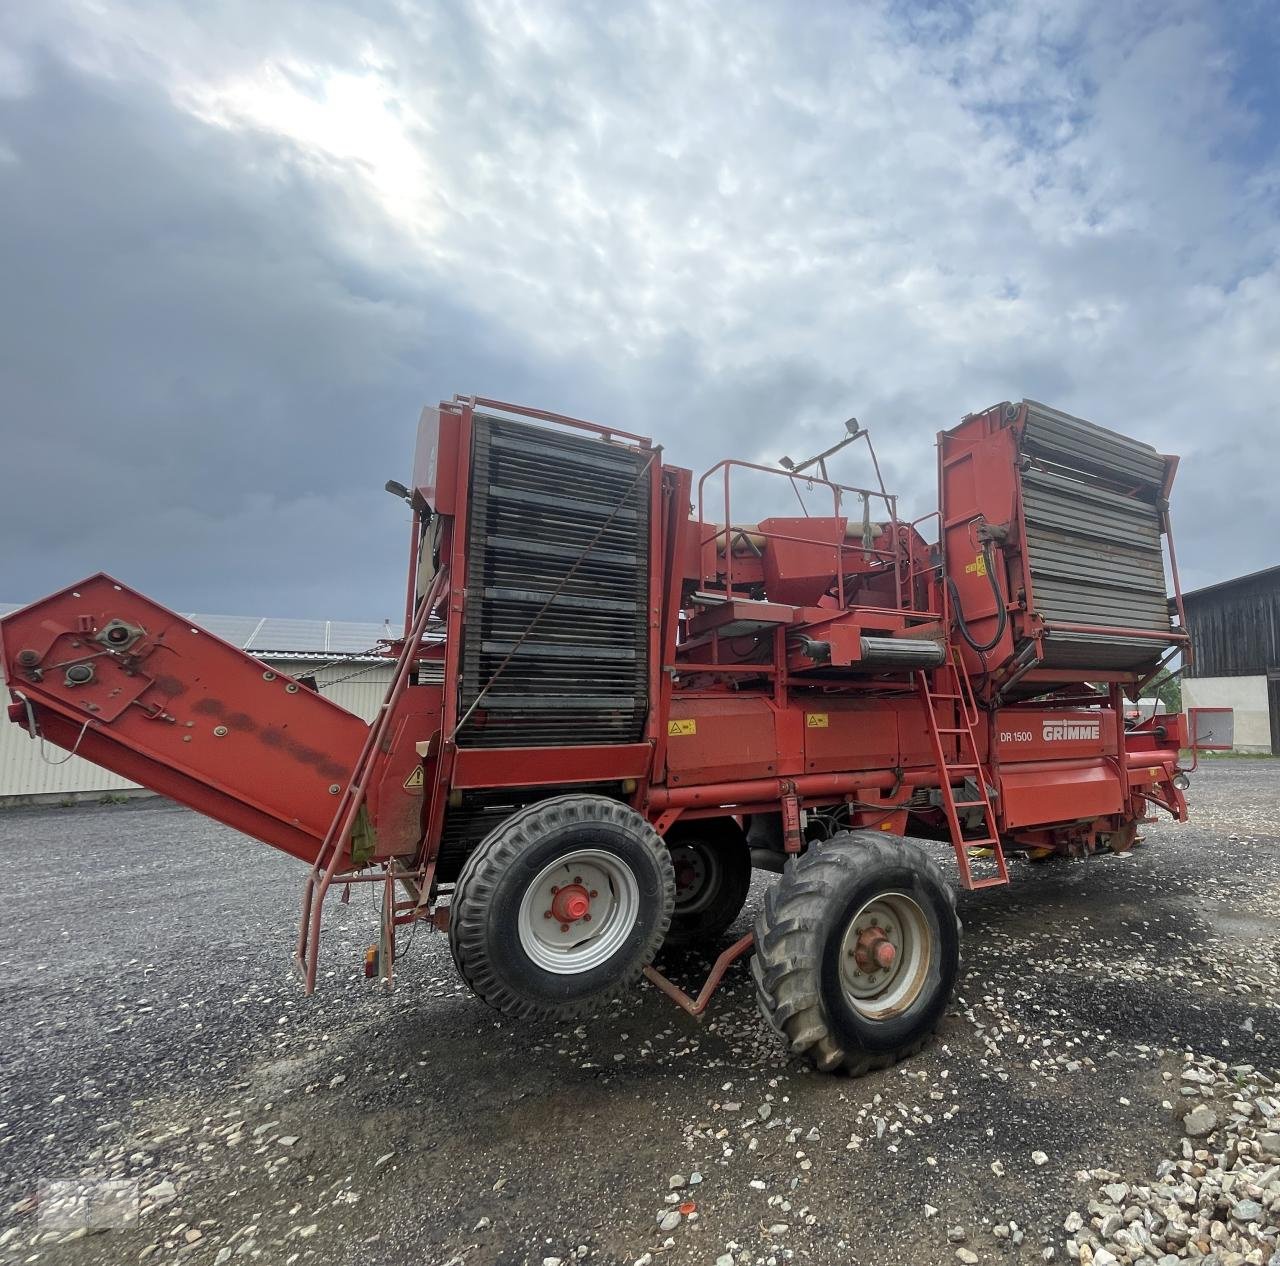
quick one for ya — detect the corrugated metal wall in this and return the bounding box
[0,717,141,798]
[0,659,392,801]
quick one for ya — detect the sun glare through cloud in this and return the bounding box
[182,58,441,244]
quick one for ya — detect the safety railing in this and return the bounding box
[696,459,903,610]
[906,509,945,621]
[457,395,653,447]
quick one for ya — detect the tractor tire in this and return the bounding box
[663,818,753,949]
[751,831,959,1076]
[449,794,675,1022]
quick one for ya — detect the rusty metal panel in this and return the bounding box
[0,657,394,800]
[800,703,898,774]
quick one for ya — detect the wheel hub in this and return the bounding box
[838,892,932,1020]
[668,840,719,914]
[853,925,897,973]
[517,850,641,975]
[549,883,593,925]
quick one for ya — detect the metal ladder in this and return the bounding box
[916,661,1008,890]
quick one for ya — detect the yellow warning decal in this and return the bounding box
[964,553,987,577]
[402,766,424,790]
[806,713,829,728]
[668,719,697,737]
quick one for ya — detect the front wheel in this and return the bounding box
[449,794,676,1021]
[751,831,959,1075]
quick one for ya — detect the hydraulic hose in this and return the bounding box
[947,538,1007,655]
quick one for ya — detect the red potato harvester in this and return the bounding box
[1,396,1192,1075]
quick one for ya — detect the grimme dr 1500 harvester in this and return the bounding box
[1,396,1191,1074]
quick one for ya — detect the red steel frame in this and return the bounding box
[0,394,1196,1006]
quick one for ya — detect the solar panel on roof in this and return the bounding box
[326,622,389,652]
[186,614,263,648]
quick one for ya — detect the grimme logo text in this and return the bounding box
[1042,720,1100,741]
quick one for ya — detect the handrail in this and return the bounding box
[906,509,943,611]
[696,458,902,608]
[460,395,652,447]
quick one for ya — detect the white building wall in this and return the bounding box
[1182,675,1271,753]
[0,658,394,803]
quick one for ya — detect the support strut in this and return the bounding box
[295,566,448,993]
[642,934,755,1017]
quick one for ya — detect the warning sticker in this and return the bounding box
[806,713,829,729]
[668,719,697,737]
[964,554,988,577]
[402,766,424,790]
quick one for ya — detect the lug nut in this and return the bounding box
[589,889,598,898]
[543,911,552,919]
[559,923,570,932]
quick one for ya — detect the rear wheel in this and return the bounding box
[663,818,753,949]
[449,794,675,1021]
[752,831,959,1075]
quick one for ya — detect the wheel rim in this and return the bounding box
[669,839,722,916]
[838,891,932,1020]
[517,848,641,975]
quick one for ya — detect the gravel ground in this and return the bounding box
[1,760,1278,1266]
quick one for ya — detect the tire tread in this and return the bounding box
[751,830,960,1077]
[449,794,674,1022]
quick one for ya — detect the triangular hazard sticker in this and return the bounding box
[402,766,424,790]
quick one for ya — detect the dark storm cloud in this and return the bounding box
[2,0,1278,619]
[0,57,616,619]
[0,39,883,618]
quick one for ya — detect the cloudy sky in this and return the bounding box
[2,0,1277,621]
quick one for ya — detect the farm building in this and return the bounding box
[0,604,396,804]
[1180,564,1280,754]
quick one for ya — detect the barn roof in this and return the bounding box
[1181,564,1280,603]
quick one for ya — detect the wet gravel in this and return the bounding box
[0,760,1277,1265]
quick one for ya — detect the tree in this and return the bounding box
[1148,667,1182,713]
